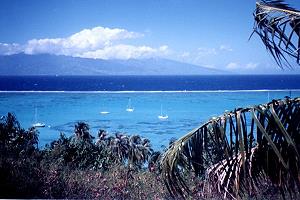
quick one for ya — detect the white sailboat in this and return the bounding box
[126,98,134,112]
[32,107,45,128]
[100,103,110,115]
[158,105,168,120]
[100,111,110,115]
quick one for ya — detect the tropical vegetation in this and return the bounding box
[251,0,300,68]
[161,97,300,199]
[0,113,171,199]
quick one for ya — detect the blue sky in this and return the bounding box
[0,0,300,74]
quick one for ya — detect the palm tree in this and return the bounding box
[109,133,130,163]
[128,135,152,169]
[161,1,300,198]
[161,98,300,198]
[74,122,94,142]
[0,113,39,155]
[251,0,300,68]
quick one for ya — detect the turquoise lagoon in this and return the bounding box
[0,90,298,150]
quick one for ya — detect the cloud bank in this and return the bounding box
[1,28,262,73]
[0,43,23,55]
[226,62,259,71]
[0,26,168,60]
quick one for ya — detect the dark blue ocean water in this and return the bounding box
[1,75,300,91]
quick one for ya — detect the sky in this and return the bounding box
[0,0,300,74]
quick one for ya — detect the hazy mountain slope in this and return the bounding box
[0,54,227,75]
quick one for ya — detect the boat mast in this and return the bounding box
[128,98,131,108]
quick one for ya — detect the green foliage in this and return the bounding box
[43,124,154,171]
[0,115,164,198]
[161,97,300,199]
[251,0,300,68]
[0,113,42,198]
[74,122,94,142]
[0,112,39,156]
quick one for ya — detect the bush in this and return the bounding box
[0,113,169,199]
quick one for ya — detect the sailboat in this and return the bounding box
[158,105,168,120]
[100,102,110,115]
[126,98,134,112]
[100,111,110,115]
[32,107,45,128]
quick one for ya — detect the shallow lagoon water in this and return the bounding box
[0,90,298,150]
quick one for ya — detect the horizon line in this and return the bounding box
[0,89,299,93]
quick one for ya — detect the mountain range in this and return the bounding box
[0,54,227,75]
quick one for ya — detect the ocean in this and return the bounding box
[1,75,299,149]
[1,75,300,91]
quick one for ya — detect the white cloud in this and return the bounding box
[79,44,168,60]
[196,45,232,58]
[1,26,170,60]
[191,45,233,64]
[25,38,64,55]
[219,45,233,52]
[0,28,240,68]
[245,62,258,69]
[24,26,143,57]
[226,62,259,71]
[197,47,217,56]
[0,43,23,55]
[226,62,239,70]
[159,45,168,52]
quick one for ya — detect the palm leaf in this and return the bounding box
[251,0,300,68]
[161,97,300,198]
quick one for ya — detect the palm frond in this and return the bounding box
[161,97,300,198]
[251,0,300,68]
